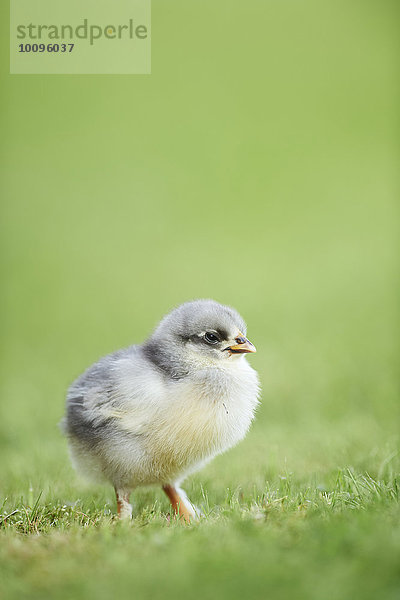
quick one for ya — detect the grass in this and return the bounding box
[1,0,399,598]
[1,468,399,535]
[1,465,399,600]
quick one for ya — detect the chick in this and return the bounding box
[62,300,260,521]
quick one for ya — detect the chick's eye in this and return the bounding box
[204,332,220,345]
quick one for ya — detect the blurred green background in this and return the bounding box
[0,1,398,599]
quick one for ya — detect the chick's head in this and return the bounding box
[143,300,256,377]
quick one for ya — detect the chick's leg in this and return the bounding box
[162,484,197,522]
[115,488,132,519]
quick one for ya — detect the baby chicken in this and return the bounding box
[62,300,260,521]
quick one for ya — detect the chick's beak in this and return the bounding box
[227,333,257,354]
